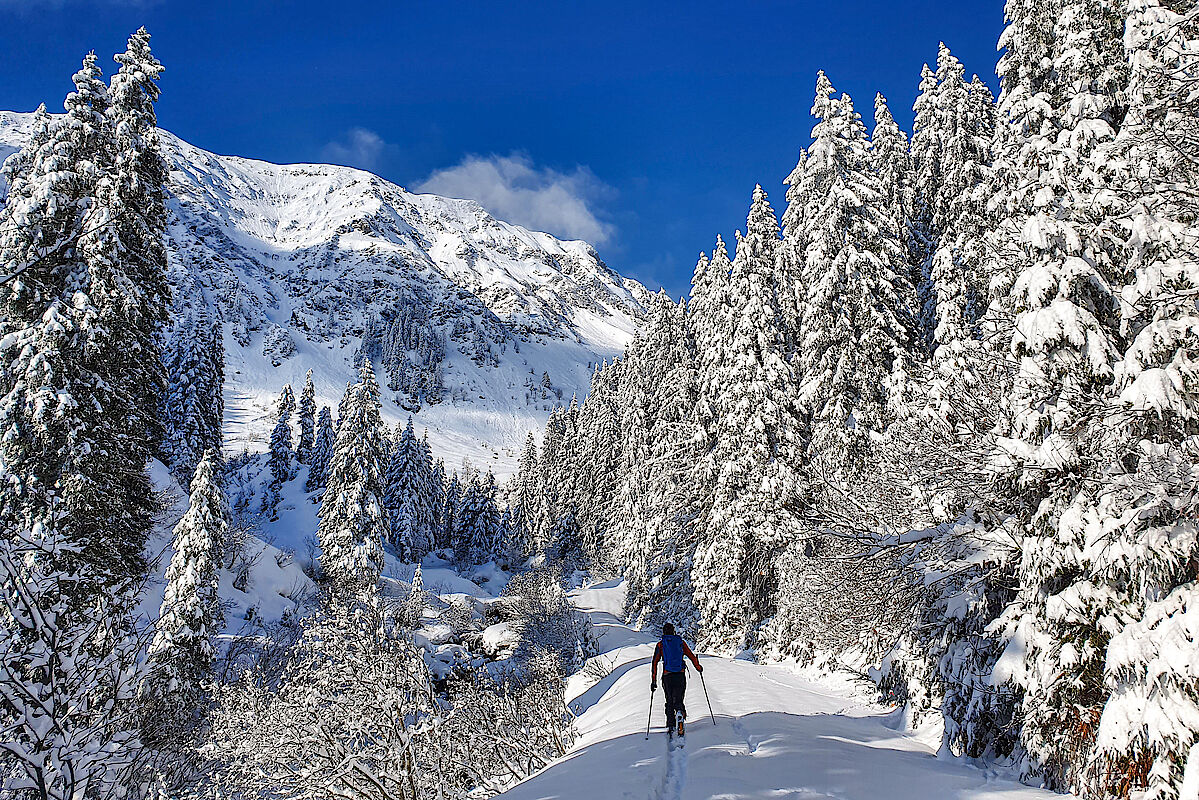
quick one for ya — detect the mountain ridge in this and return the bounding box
[0,109,652,474]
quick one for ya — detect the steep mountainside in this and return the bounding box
[0,110,650,475]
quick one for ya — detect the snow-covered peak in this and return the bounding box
[0,109,651,473]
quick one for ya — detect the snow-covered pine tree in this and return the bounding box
[430,457,449,549]
[267,414,294,487]
[575,359,625,566]
[909,62,942,344]
[442,472,462,553]
[509,432,541,558]
[385,418,437,561]
[983,0,1127,788]
[871,92,919,349]
[535,406,569,550]
[160,311,225,487]
[143,448,228,741]
[908,46,997,427]
[296,369,316,463]
[473,469,503,564]
[275,383,296,423]
[1085,4,1199,797]
[625,296,703,633]
[453,470,502,565]
[612,322,656,591]
[305,405,336,494]
[103,26,171,454]
[796,74,912,466]
[690,185,804,653]
[691,236,733,465]
[0,52,153,584]
[316,363,388,601]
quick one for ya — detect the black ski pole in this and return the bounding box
[646,684,655,740]
[699,669,715,726]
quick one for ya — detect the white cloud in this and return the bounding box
[321,128,386,172]
[416,153,616,245]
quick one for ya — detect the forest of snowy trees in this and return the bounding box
[513,2,1199,798]
[3,1,1199,799]
[0,32,586,800]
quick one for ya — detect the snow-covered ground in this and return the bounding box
[499,580,1070,800]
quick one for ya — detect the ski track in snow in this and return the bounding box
[497,580,1075,800]
[656,738,687,800]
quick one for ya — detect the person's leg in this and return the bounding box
[663,672,683,729]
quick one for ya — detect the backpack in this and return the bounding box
[660,634,685,673]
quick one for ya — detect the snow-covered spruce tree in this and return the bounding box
[507,432,541,558]
[160,311,225,487]
[317,363,388,602]
[689,185,804,653]
[612,321,656,590]
[795,74,912,471]
[143,448,228,745]
[966,0,1129,788]
[871,92,919,352]
[454,470,502,566]
[909,62,942,345]
[625,296,703,634]
[0,525,147,800]
[1084,4,1199,797]
[925,44,995,370]
[762,74,916,665]
[385,417,437,561]
[574,358,625,566]
[441,472,462,552]
[534,406,569,550]
[103,26,171,452]
[0,49,165,586]
[296,368,316,463]
[274,382,296,423]
[430,456,449,550]
[691,236,733,466]
[304,405,336,494]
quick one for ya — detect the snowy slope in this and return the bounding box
[500,581,1071,800]
[0,110,651,476]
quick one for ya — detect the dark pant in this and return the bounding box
[663,671,687,728]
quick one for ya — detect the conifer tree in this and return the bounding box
[317,363,388,601]
[276,383,296,423]
[144,449,227,739]
[441,473,462,553]
[305,406,336,494]
[690,186,804,652]
[871,92,918,341]
[0,51,158,583]
[296,369,316,463]
[796,74,912,465]
[453,471,501,565]
[103,26,171,451]
[385,418,436,561]
[161,312,225,487]
[981,0,1128,786]
[509,432,541,557]
[1084,4,1199,796]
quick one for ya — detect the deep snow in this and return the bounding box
[499,580,1072,800]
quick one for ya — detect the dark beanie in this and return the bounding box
[662,622,675,636]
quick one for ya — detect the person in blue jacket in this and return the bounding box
[650,622,703,736]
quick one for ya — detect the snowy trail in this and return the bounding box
[496,581,1071,800]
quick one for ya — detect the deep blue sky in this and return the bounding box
[0,0,1005,297]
